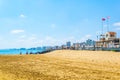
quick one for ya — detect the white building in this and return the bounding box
[96,31,120,48]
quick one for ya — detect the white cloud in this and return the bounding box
[96,31,102,35]
[43,36,59,45]
[116,28,120,30]
[0,36,3,40]
[51,24,56,28]
[10,33,92,48]
[19,14,26,18]
[113,22,120,30]
[80,34,92,42]
[11,29,25,34]
[16,35,38,48]
[113,22,120,27]
[86,34,92,38]
[29,36,73,46]
[19,35,26,39]
[29,36,37,41]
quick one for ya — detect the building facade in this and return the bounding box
[96,32,120,48]
[66,41,71,49]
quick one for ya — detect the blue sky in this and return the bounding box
[0,0,120,49]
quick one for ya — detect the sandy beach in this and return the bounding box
[0,50,120,80]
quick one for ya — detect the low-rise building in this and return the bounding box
[96,32,120,48]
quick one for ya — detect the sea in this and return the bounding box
[0,49,46,55]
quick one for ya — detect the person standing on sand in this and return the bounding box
[26,51,28,55]
[20,52,22,55]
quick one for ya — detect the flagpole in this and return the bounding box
[102,20,103,36]
[101,18,105,49]
[101,18,105,38]
[107,18,109,32]
[107,16,110,32]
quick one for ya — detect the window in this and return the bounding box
[110,34,114,37]
[106,34,108,37]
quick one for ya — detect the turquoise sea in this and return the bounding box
[0,49,45,55]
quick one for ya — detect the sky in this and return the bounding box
[0,0,120,49]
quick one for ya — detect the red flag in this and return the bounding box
[102,18,106,21]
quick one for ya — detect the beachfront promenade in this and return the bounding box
[20,47,120,55]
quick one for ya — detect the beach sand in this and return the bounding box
[0,50,120,80]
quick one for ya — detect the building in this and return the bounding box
[96,31,120,48]
[61,45,67,49]
[105,32,116,40]
[66,41,71,49]
[52,46,62,50]
[73,43,80,50]
[86,39,95,47]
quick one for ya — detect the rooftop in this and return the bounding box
[107,32,116,35]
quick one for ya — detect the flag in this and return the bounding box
[102,18,106,21]
[107,16,110,19]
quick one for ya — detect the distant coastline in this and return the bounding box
[0,48,45,55]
